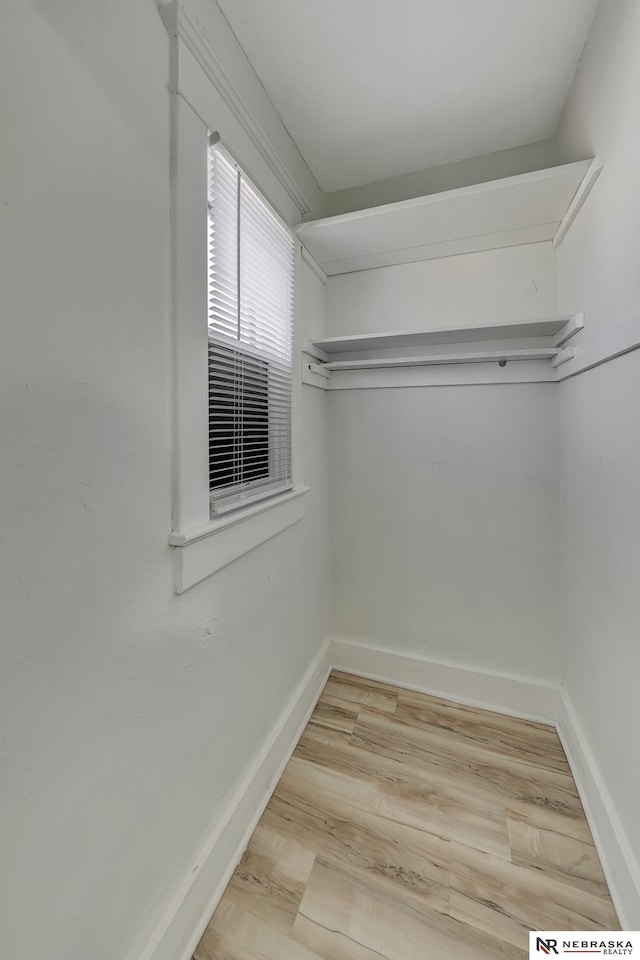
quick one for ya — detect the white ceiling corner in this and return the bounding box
[215,0,599,193]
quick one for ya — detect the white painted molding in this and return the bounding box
[550,346,575,368]
[170,95,210,535]
[301,343,331,389]
[556,691,640,927]
[302,341,329,363]
[167,89,311,587]
[301,358,331,390]
[170,487,309,593]
[553,158,603,248]
[134,638,333,960]
[307,362,332,379]
[302,367,330,389]
[554,310,640,382]
[331,637,561,723]
[160,0,314,216]
[552,311,584,347]
[300,244,328,284]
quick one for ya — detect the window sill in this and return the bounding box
[169,486,310,593]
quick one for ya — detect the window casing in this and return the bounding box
[165,17,311,593]
[207,140,295,516]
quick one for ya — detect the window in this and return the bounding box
[165,30,310,592]
[207,139,295,516]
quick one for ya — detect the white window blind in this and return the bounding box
[207,140,295,515]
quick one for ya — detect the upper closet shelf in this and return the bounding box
[297,159,602,275]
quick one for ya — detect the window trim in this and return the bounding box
[168,89,307,593]
[169,486,309,593]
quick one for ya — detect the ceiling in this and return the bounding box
[216,0,599,194]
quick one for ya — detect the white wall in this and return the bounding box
[0,3,328,959]
[328,384,561,684]
[555,0,640,921]
[325,242,556,337]
[325,229,561,682]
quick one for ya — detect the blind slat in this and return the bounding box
[207,143,294,511]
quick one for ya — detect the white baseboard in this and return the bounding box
[137,637,333,960]
[331,636,561,724]
[556,691,640,928]
[136,636,639,959]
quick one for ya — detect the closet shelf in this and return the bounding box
[297,159,601,276]
[309,315,583,356]
[302,315,584,388]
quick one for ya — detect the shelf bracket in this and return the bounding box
[301,345,331,389]
[553,160,603,248]
[307,362,330,379]
[550,347,576,369]
[553,312,584,347]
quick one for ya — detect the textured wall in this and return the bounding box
[556,0,640,914]
[325,243,556,337]
[0,3,328,958]
[329,384,562,684]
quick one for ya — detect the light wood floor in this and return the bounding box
[194,671,618,959]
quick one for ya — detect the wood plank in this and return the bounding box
[352,709,583,816]
[394,689,570,774]
[222,824,315,933]
[321,673,398,714]
[450,841,619,950]
[293,725,511,858]
[264,766,450,916]
[294,859,526,960]
[194,900,325,960]
[307,695,360,734]
[506,802,608,885]
[329,669,403,697]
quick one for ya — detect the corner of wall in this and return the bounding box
[557,690,640,927]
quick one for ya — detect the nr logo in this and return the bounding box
[536,939,559,955]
